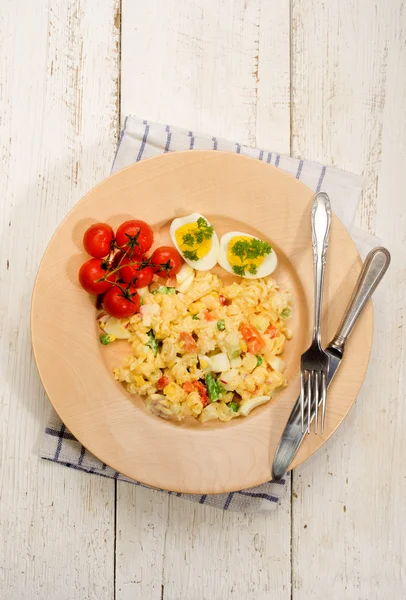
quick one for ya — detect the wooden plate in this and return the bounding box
[31,152,373,494]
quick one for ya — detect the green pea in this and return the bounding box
[217,319,226,331]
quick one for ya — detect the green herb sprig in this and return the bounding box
[230,238,272,276]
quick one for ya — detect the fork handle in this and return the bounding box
[330,247,391,352]
[311,192,332,342]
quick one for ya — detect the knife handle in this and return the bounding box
[329,247,391,353]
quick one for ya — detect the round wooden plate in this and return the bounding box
[31,152,373,494]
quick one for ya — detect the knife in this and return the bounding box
[272,246,391,481]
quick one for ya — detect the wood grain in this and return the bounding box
[291,1,406,598]
[2,1,404,598]
[0,0,119,598]
[117,2,293,598]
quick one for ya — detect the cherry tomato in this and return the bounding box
[115,220,154,256]
[103,284,140,318]
[150,246,183,277]
[119,256,154,288]
[240,323,265,354]
[83,223,114,258]
[111,251,125,269]
[132,266,154,288]
[79,258,116,295]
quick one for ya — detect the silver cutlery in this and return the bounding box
[300,192,332,434]
[272,246,391,481]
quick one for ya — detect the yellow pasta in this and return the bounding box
[113,270,292,422]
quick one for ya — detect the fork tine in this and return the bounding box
[314,370,319,433]
[321,371,327,433]
[307,372,312,434]
[300,371,305,433]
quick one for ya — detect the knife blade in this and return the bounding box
[272,247,391,481]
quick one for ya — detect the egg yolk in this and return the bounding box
[175,222,212,259]
[227,236,266,269]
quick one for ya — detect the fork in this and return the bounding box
[301,191,332,434]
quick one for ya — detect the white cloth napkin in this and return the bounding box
[40,116,379,514]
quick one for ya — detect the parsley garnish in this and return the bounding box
[182,233,195,247]
[180,218,214,261]
[232,265,246,277]
[183,249,199,261]
[231,238,271,276]
[146,330,159,355]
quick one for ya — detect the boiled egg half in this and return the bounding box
[169,213,219,271]
[218,231,277,278]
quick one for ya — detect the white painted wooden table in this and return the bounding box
[1,1,405,598]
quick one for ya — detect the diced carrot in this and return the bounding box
[240,323,265,354]
[182,382,195,393]
[179,331,198,352]
[265,325,279,339]
[203,310,216,322]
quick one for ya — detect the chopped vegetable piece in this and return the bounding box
[192,314,200,320]
[281,308,292,319]
[256,355,263,367]
[225,332,241,359]
[182,382,195,393]
[152,286,176,295]
[217,319,225,331]
[228,401,239,412]
[203,310,216,322]
[193,381,209,407]
[219,294,230,306]
[157,376,170,390]
[100,333,114,345]
[204,372,222,402]
[265,324,279,338]
[240,323,265,354]
[179,331,198,352]
[146,330,159,355]
[176,263,195,283]
[210,352,230,373]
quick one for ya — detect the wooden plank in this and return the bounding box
[0,1,119,598]
[115,487,169,600]
[117,1,291,599]
[291,1,406,598]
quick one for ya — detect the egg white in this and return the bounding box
[218,231,277,278]
[169,212,219,271]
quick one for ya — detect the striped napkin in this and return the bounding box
[40,116,377,514]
